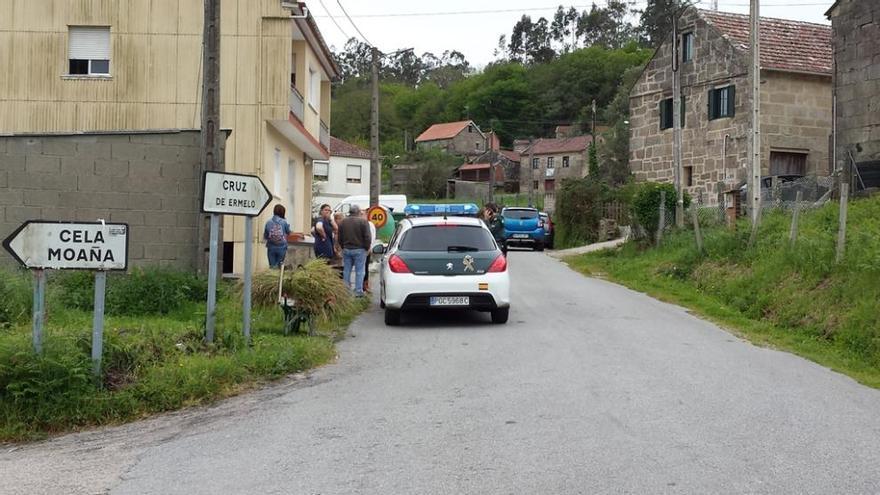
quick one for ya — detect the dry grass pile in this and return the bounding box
[247,260,354,320]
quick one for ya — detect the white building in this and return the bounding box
[312,136,371,211]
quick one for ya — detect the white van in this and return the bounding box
[334,194,408,216]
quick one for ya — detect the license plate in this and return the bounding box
[430,296,469,306]
[512,233,529,239]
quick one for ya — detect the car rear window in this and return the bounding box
[398,225,496,252]
[504,209,538,220]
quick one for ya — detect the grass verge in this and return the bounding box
[564,195,880,389]
[0,268,369,442]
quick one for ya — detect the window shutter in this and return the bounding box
[659,100,667,130]
[708,89,718,119]
[726,85,736,117]
[69,27,110,59]
[346,164,361,180]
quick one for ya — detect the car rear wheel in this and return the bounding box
[384,308,401,326]
[491,307,509,324]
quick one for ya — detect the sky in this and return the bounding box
[310,0,834,68]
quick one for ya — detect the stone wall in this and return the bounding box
[520,152,587,194]
[761,71,833,176]
[629,8,751,205]
[0,130,207,271]
[829,0,880,168]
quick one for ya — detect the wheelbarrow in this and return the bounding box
[277,264,316,336]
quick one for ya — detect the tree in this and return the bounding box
[638,0,680,46]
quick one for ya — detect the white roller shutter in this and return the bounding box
[69,27,110,60]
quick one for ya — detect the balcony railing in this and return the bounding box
[289,85,304,122]
[319,120,329,149]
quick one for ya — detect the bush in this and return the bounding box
[555,177,606,248]
[0,269,32,328]
[631,182,691,242]
[54,268,207,316]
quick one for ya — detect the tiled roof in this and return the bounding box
[699,9,832,75]
[526,135,593,155]
[415,121,479,142]
[329,136,370,159]
[460,162,491,171]
[498,149,521,162]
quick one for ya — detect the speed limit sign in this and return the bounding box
[367,205,388,229]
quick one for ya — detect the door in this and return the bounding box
[769,151,806,176]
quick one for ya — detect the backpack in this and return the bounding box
[268,220,286,245]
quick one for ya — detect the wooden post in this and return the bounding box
[691,206,704,254]
[789,190,802,246]
[656,190,666,247]
[836,183,849,263]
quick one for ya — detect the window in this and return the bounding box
[544,179,556,192]
[346,164,362,183]
[659,97,686,130]
[532,180,539,190]
[468,125,473,133]
[547,157,555,169]
[399,225,495,252]
[682,32,694,63]
[313,161,329,181]
[531,157,539,169]
[68,26,110,75]
[562,156,570,168]
[684,166,694,186]
[273,149,281,196]
[288,159,296,211]
[709,85,735,120]
[769,151,807,176]
[475,142,481,150]
[309,67,320,109]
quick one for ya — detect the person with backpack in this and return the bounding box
[263,204,292,268]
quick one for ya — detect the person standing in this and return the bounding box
[482,202,507,255]
[263,204,292,268]
[359,209,378,292]
[337,205,371,296]
[313,204,335,261]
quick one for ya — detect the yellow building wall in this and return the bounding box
[1,0,329,274]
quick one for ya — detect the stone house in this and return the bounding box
[0,0,339,272]
[415,120,487,156]
[628,8,832,204]
[826,0,880,189]
[520,136,593,195]
[455,149,521,193]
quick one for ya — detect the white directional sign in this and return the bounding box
[3,221,129,270]
[202,171,272,216]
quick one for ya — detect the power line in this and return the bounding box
[336,0,373,46]
[314,2,829,19]
[318,0,351,40]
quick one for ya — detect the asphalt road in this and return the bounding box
[3,251,880,494]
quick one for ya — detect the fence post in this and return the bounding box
[691,206,704,254]
[789,190,802,246]
[656,190,666,247]
[836,183,849,263]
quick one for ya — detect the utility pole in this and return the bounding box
[370,46,380,208]
[749,0,762,226]
[590,99,597,142]
[672,9,684,227]
[527,139,534,207]
[198,0,222,275]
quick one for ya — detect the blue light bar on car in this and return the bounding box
[403,203,479,217]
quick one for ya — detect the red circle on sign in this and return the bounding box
[367,206,388,229]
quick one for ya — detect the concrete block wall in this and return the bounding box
[0,130,204,271]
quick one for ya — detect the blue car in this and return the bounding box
[502,207,546,251]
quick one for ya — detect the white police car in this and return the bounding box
[375,205,510,326]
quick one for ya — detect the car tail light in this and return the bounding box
[388,254,411,273]
[487,254,507,272]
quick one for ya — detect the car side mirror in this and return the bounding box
[372,244,386,255]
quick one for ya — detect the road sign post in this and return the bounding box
[4,221,129,360]
[200,171,272,343]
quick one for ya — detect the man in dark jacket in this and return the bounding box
[483,203,507,255]
[337,205,372,296]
